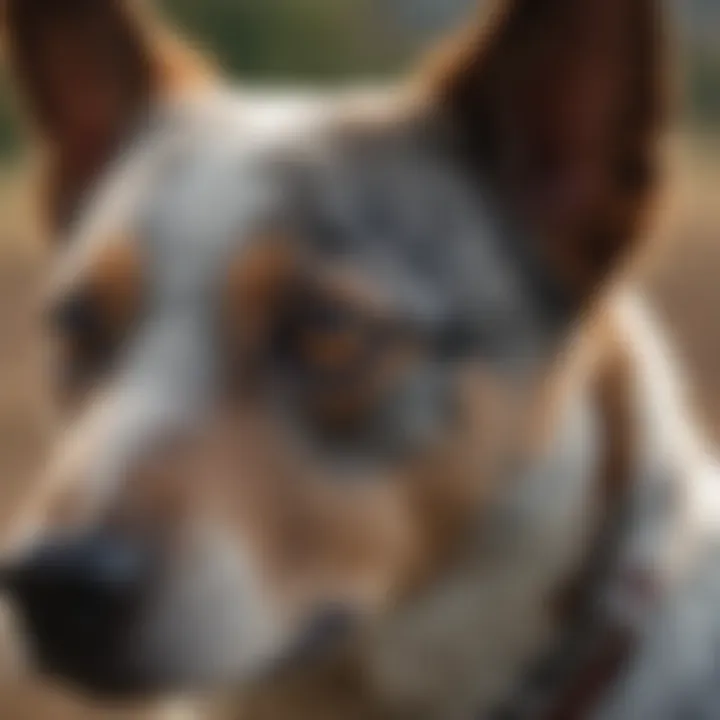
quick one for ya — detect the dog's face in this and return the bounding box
[2,0,663,698]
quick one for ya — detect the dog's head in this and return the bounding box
[1,0,664,699]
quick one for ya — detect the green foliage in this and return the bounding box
[164,0,408,81]
[687,47,720,128]
[160,0,407,83]
[0,79,22,160]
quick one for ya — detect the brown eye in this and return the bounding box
[273,297,419,435]
[301,325,365,374]
[274,299,371,385]
[296,304,367,376]
[50,290,118,396]
[52,289,108,352]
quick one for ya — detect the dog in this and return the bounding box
[2,0,720,718]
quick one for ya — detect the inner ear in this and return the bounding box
[425,0,667,302]
[4,0,211,235]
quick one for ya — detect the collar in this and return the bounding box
[487,500,666,720]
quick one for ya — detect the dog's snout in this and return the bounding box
[3,533,149,693]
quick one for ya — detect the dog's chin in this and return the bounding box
[20,634,180,701]
[36,647,299,703]
[0,631,165,703]
[41,661,170,702]
[29,638,257,701]
[34,608,358,703]
[33,648,248,703]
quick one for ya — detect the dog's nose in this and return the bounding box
[2,532,148,691]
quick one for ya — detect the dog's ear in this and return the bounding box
[2,0,210,234]
[428,0,667,301]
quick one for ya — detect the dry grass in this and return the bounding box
[0,132,718,718]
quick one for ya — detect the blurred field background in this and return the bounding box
[0,0,718,718]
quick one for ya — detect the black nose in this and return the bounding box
[2,532,147,692]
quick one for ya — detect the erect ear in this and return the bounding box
[2,0,210,235]
[427,0,667,301]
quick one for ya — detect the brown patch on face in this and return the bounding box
[3,0,213,235]
[83,234,144,338]
[422,0,667,305]
[224,236,302,359]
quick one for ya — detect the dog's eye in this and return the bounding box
[49,290,125,397]
[301,321,366,374]
[275,301,370,382]
[52,291,102,341]
[268,295,423,439]
[53,291,106,350]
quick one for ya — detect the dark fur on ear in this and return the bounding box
[2,0,210,235]
[425,0,668,303]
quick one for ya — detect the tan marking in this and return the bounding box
[86,234,144,338]
[151,22,215,100]
[224,235,301,357]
